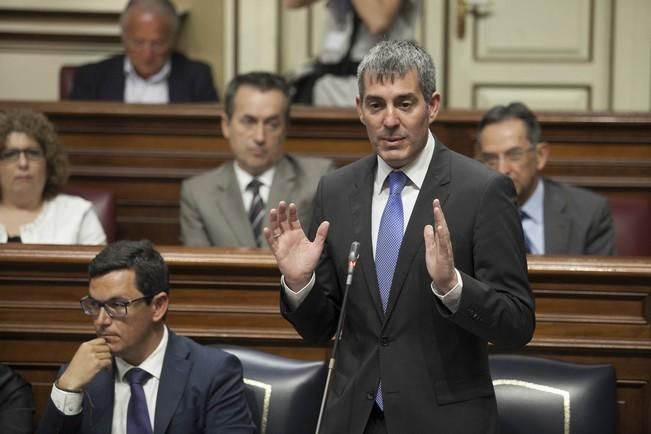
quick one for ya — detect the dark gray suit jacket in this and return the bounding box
[282,141,535,434]
[542,178,615,255]
[180,154,335,247]
[37,331,254,434]
[70,52,219,102]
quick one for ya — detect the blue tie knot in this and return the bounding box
[519,209,529,221]
[126,368,151,386]
[388,171,408,195]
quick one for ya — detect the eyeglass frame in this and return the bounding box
[478,144,538,169]
[80,294,155,319]
[0,147,45,163]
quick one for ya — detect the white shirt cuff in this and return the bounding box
[51,383,83,415]
[431,268,463,313]
[282,273,316,310]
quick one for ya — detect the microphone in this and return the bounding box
[315,241,360,434]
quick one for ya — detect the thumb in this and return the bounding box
[313,221,330,247]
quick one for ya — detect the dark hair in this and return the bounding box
[120,0,179,36]
[477,102,542,147]
[357,40,437,102]
[89,240,169,297]
[0,109,69,201]
[223,71,291,120]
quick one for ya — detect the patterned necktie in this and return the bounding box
[519,209,533,254]
[247,178,265,247]
[126,368,153,434]
[374,171,408,411]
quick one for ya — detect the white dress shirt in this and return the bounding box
[123,58,170,104]
[520,179,545,254]
[233,163,276,212]
[284,132,462,312]
[51,326,169,434]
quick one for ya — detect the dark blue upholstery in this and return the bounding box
[220,346,327,434]
[489,354,616,434]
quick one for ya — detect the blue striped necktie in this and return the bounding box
[374,170,408,410]
[519,209,533,254]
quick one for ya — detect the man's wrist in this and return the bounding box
[55,379,83,393]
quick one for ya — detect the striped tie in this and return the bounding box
[519,209,533,254]
[248,179,265,246]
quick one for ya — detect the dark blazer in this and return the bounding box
[180,155,335,247]
[37,331,255,434]
[70,52,219,102]
[282,141,535,434]
[542,178,615,255]
[0,364,34,434]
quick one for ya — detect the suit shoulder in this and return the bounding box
[75,54,123,75]
[182,164,231,190]
[545,178,607,208]
[171,52,213,73]
[287,154,335,175]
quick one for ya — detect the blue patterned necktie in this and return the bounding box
[519,209,533,254]
[374,170,408,410]
[126,368,153,434]
[248,178,265,247]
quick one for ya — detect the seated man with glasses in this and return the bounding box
[70,0,219,103]
[37,240,255,434]
[476,102,615,255]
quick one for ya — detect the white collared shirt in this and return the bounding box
[123,58,170,104]
[233,162,276,212]
[520,179,545,254]
[51,326,169,434]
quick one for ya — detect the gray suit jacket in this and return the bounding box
[542,178,615,255]
[180,154,335,247]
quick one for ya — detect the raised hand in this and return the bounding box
[57,337,112,392]
[424,199,458,293]
[263,201,329,291]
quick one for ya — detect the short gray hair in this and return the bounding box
[120,0,179,37]
[357,40,436,101]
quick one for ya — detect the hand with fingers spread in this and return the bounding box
[263,201,330,291]
[424,198,458,294]
[56,337,112,392]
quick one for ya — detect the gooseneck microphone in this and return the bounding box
[315,241,360,434]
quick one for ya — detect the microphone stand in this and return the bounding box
[315,241,360,434]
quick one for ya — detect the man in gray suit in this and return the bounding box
[181,72,334,247]
[476,102,615,255]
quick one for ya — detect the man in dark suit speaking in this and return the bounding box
[37,240,254,434]
[264,40,536,433]
[476,102,615,255]
[70,0,219,103]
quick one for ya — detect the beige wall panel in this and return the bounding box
[236,0,279,74]
[280,6,310,74]
[612,0,651,111]
[475,86,590,111]
[477,0,591,60]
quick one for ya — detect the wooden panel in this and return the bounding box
[0,101,649,245]
[0,245,649,433]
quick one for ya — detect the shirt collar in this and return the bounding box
[123,57,171,83]
[521,178,545,224]
[375,131,436,192]
[233,162,276,194]
[115,324,169,382]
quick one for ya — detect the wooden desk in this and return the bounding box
[0,244,649,433]
[1,101,650,244]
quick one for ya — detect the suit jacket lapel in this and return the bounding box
[267,157,297,243]
[351,157,385,321]
[109,55,126,101]
[154,332,192,434]
[543,179,570,253]
[86,366,115,434]
[215,163,257,246]
[385,141,451,321]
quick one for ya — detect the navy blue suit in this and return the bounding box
[37,331,254,434]
[70,52,219,103]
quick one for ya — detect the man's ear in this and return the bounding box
[535,142,550,171]
[221,113,231,140]
[427,92,441,124]
[355,95,366,126]
[151,292,169,322]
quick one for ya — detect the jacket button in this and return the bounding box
[366,392,374,400]
[381,336,389,346]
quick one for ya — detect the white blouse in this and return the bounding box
[0,194,107,245]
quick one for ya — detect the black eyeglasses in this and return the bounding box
[80,295,154,319]
[0,148,45,162]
